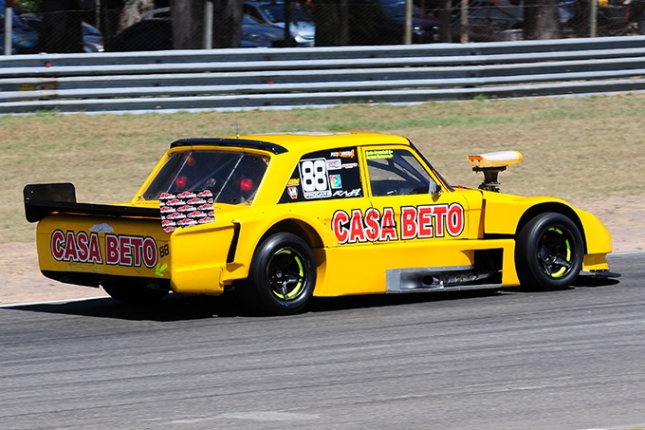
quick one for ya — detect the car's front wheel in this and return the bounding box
[240,232,317,315]
[515,212,584,290]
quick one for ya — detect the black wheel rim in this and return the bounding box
[536,225,575,279]
[267,248,307,301]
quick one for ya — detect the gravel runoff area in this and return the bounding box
[1,196,643,305]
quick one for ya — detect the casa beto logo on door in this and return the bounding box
[50,230,159,268]
[331,203,465,244]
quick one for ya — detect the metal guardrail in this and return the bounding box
[1,36,645,114]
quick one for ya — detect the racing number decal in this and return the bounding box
[299,159,332,199]
[279,147,363,203]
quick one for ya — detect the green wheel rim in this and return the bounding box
[537,226,574,279]
[269,249,306,300]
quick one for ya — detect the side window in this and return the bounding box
[279,147,363,202]
[366,149,437,197]
[244,5,261,22]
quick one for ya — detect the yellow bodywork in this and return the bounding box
[36,215,171,278]
[31,131,613,296]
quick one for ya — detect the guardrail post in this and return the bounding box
[204,0,213,49]
[3,0,12,56]
[590,0,598,37]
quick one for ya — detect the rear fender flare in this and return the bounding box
[230,215,328,281]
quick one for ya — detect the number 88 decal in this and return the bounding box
[300,159,328,192]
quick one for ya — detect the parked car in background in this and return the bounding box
[242,13,296,46]
[80,21,104,52]
[243,0,315,46]
[0,0,39,54]
[105,17,172,51]
[436,0,523,42]
[441,0,638,42]
[558,0,639,36]
[114,7,292,50]
[347,0,439,45]
[18,14,104,52]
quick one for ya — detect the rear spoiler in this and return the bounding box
[24,183,161,223]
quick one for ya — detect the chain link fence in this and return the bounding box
[2,0,644,55]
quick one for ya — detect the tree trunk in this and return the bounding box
[116,0,154,34]
[100,0,125,45]
[172,0,204,49]
[314,0,349,46]
[523,0,560,39]
[212,0,242,48]
[438,0,452,42]
[40,0,83,53]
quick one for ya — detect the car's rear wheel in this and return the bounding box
[101,277,170,304]
[515,212,584,290]
[240,232,316,315]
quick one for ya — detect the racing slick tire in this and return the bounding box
[515,212,584,290]
[101,277,170,304]
[240,232,316,315]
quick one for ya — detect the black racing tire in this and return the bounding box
[515,212,584,290]
[101,277,170,304]
[240,232,317,315]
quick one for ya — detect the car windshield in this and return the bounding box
[143,150,270,205]
[260,4,313,22]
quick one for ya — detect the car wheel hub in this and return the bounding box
[269,249,305,301]
[537,227,573,279]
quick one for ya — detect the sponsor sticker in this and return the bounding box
[330,149,355,159]
[50,230,161,269]
[186,197,206,205]
[160,191,215,231]
[332,188,362,198]
[176,191,197,199]
[329,174,343,189]
[287,186,299,200]
[332,203,465,244]
[326,159,342,170]
[365,149,394,160]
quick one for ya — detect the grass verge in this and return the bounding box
[2,94,644,244]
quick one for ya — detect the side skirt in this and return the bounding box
[386,265,501,293]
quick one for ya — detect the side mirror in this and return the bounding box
[429,181,442,195]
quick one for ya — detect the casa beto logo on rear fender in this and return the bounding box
[332,204,465,244]
[50,230,159,268]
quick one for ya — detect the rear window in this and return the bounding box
[143,150,270,205]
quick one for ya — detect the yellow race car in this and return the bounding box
[24,132,618,314]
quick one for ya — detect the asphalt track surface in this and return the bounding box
[1,253,644,430]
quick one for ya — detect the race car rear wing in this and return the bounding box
[24,182,160,223]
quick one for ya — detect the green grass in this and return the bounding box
[3,94,645,244]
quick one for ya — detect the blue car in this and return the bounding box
[0,0,39,54]
[244,0,316,46]
[18,15,104,53]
